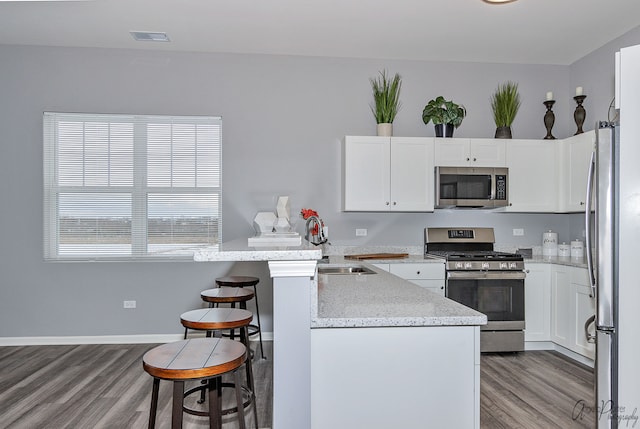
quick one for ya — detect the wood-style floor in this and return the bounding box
[481,351,594,429]
[0,342,594,428]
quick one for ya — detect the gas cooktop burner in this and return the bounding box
[437,251,523,261]
[424,227,525,270]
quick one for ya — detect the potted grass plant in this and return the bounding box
[370,70,402,136]
[422,96,466,137]
[491,81,521,139]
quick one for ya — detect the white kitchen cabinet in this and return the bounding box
[558,131,595,212]
[389,262,446,296]
[524,263,551,342]
[571,267,596,360]
[434,138,506,167]
[342,136,434,212]
[550,264,595,359]
[505,139,559,212]
[550,264,572,348]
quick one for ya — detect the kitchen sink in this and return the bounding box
[317,264,377,275]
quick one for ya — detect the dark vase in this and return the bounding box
[495,126,512,139]
[434,124,455,138]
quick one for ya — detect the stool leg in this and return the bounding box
[148,378,160,429]
[172,381,184,429]
[208,377,222,429]
[233,370,247,429]
[251,284,265,359]
[241,327,259,429]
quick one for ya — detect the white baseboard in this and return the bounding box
[0,331,274,346]
[525,341,594,368]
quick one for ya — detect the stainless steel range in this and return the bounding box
[425,227,526,352]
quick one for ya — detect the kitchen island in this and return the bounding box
[195,241,486,429]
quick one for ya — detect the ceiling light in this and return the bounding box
[130,31,170,42]
[482,0,518,3]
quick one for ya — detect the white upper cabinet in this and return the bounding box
[558,131,595,212]
[434,138,506,167]
[504,139,560,212]
[342,136,434,212]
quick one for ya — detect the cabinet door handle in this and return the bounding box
[473,157,477,162]
[393,202,397,206]
[416,271,421,275]
[440,286,444,290]
[580,202,585,205]
[466,157,470,161]
[386,202,390,206]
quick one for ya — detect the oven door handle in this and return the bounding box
[447,271,526,280]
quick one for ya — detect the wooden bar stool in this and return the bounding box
[201,288,255,343]
[180,308,258,429]
[142,338,247,429]
[214,276,265,359]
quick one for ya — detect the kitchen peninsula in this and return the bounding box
[195,240,487,429]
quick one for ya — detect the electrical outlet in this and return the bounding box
[513,228,525,236]
[355,228,367,237]
[123,300,136,309]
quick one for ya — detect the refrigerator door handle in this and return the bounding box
[585,150,596,297]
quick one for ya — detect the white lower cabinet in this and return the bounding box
[388,262,446,296]
[571,267,596,359]
[524,263,551,342]
[549,264,595,360]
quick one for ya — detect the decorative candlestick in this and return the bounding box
[574,95,587,135]
[543,100,556,139]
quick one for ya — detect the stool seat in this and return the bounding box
[143,338,246,381]
[215,276,260,288]
[201,287,255,305]
[181,308,253,332]
[143,338,248,429]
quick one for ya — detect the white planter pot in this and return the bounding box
[377,123,393,137]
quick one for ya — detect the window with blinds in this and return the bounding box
[43,113,221,260]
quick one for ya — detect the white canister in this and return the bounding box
[558,243,571,257]
[571,240,584,258]
[542,230,558,256]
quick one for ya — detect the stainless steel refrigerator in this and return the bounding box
[586,44,640,429]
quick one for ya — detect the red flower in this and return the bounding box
[301,208,323,235]
[300,208,319,220]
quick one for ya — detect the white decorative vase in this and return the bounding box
[377,123,393,137]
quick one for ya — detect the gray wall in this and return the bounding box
[570,25,640,130]
[1,26,638,339]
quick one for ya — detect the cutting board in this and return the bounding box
[344,253,409,260]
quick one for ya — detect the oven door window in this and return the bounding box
[447,278,524,321]
[439,174,492,200]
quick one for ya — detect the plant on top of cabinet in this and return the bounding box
[370,70,402,137]
[422,96,466,138]
[491,81,521,139]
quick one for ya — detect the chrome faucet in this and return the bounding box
[304,215,327,246]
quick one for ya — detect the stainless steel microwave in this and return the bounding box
[435,166,508,208]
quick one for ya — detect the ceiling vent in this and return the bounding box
[130,31,170,42]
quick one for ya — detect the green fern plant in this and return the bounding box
[491,81,521,127]
[370,70,402,124]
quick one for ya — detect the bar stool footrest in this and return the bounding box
[183,381,255,417]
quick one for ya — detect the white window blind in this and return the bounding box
[43,112,221,260]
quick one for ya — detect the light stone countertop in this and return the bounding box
[193,238,322,262]
[311,261,486,329]
[525,255,587,269]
